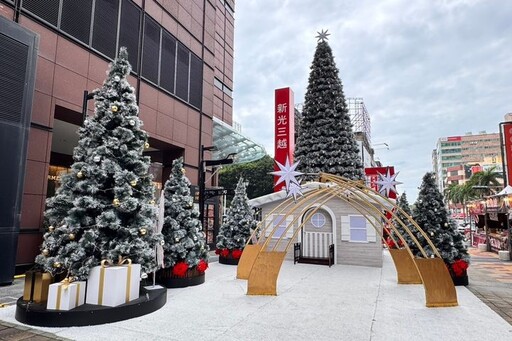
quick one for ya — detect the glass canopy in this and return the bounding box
[211,117,267,164]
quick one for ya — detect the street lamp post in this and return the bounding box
[198,145,235,234]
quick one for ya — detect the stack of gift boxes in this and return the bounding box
[23,261,141,311]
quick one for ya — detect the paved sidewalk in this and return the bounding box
[1,250,511,340]
[467,247,512,324]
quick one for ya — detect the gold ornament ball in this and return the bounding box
[42,249,49,256]
[77,171,83,178]
[69,233,75,240]
[181,168,186,174]
[144,142,150,149]
[113,198,120,207]
[149,200,156,205]
[48,225,55,232]
[53,262,61,268]
[139,228,147,235]
[130,180,138,187]
[112,105,118,112]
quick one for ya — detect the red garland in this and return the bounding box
[172,262,189,277]
[232,249,243,259]
[220,249,230,257]
[451,259,469,277]
[197,260,208,273]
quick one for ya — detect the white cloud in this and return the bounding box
[233,0,512,201]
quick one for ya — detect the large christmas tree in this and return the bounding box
[295,31,364,180]
[35,47,158,280]
[161,157,208,276]
[216,177,257,257]
[412,172,470,269]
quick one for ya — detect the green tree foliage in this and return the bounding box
[35,48,158,279]
[413,172,469,265]
[294,36,364,180]
[219,155,274,201]
[216,178,258,251]
[390,192,419,253]
[161,157,208,268]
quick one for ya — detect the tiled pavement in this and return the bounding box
[467,247,512,324]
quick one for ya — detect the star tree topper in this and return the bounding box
[270,157,304,200]
[376,169,402,197]
[316,29,330,42]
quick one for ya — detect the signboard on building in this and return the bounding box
[274,87,295,192]
[502,122,512,186]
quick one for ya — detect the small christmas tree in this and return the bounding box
[412,172,469,277]
[216,177,257,260]
[161,157,208,278]
[35,47,158,280]
[295,31,364,180]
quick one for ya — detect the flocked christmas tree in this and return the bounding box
[295,30,364,180]
[412,172,469,276]
[388,192,417,252]
[216,177,258,259]
[35,47,159,280]
[161,157,208,277]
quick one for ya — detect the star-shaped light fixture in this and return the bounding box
[270,157,304,200]
[376,169,402,197]
[316,29,330,42]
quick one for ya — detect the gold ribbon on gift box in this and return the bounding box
[97,257,132,305]
[55,277,80,310]
[118,256,132,303]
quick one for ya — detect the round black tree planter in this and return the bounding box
[15,286,167,327]
[219,256,239,265]
[157,273,205,288]
[452,274,469,286]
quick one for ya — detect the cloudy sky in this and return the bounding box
[231,0,512,202]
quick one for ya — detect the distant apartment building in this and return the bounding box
[433,131,502,193]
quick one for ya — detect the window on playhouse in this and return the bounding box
[349,215,367,242]
[265,214,294,238]
[311,212,326,228]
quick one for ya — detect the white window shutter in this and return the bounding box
[366,217,376,242]
[341,215,350,241]
[285,215,294,238]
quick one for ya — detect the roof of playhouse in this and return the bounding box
[248,181,394,210]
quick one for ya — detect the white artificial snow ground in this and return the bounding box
[1,251,511,340]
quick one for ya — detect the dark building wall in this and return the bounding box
[0,0,235,270]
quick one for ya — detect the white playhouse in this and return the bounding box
[248,182,385,268]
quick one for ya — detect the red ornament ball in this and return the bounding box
[232,249,243,259]
[172,262,189,277]
[197,260,208,273]
[220,249,229,257]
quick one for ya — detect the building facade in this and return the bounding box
[433,131,502,193]
[0,0,236,274]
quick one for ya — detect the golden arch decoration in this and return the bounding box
[237,173,458,308]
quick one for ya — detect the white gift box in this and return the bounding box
[47,281,86,311]
[86,262,141,307]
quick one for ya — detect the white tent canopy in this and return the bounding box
[496,185,512,196]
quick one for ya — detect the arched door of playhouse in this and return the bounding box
[300,208,333,259]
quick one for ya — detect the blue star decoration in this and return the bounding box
[376,169,402,197]
[316,29,330,42]
[270,157,304,201]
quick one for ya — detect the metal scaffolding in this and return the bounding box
[347,97,371,145]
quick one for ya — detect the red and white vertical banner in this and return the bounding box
[503,122,512,186]
[274,87,295,192]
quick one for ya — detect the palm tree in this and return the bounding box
[445,182,476,222]
[468,166,503,195]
